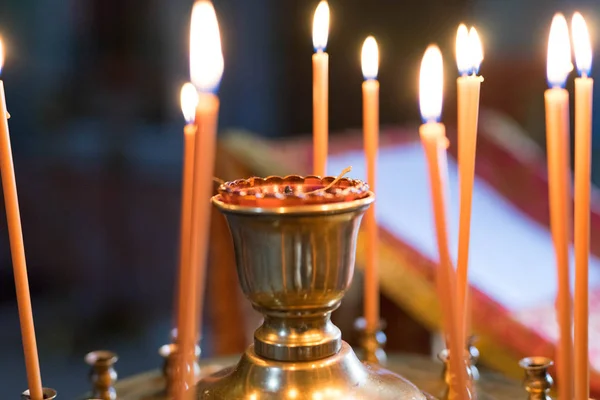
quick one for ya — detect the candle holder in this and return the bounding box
[21,388,57,399]
[84,350,118,400]
[466,336,480,381]
[353,316,388,364]
[159,342,201,394]
[437,349,474,400]
[518,357,553,400]
[196,175,427,399]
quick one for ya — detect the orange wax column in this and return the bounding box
[455,24,484,345]
[545,13,574,400]
[312,1,329,176]
[175,2,224,400]
[361,36,380,332]
[419,45,469,399]
[572,12,593,400]
[0,39,44,400]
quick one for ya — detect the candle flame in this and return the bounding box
[456,25,483,75]
[361,36,379,80]
[469,27,483,75]
[180,82,199,123]
[572,12,592,77]
[190,0,224,93]
[420,45,444,123]
[547,13,573,88]
[312,1,330,52]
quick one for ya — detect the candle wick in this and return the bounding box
[305,166,353,194]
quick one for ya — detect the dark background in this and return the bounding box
[0,0,597,397]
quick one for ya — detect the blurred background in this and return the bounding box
[0,0,598,397]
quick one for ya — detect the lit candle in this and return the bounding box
[176,2,224,399]
[455,24,483,346]
[545,13,573,400]
[419,45,469,399]
[0,39,44,400]
[361,36,380,335]
[572,11,593,400]
[172,82,198,395]
[312,1,329,176]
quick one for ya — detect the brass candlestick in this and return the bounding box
[198,175,427,399]
[85,350,118,400]
[466,336,480,381]
[354,316,388,364]
[518,357,553,400]
[21,388,57,399]
[438,349,474,400]
[159,342,201,394]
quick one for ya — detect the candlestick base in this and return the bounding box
[354,317,388,365]
[21,388,57,400]
[437,349,474,400]
[518,357,553,400]
[466,336,480,381]
[85,350,118,400]
[159,341,201,394]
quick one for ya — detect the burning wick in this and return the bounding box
[305,166,353,194]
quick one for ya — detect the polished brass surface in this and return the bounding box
[212,192,374,362]
[85,350,118,400]
[354,317,388,364]
[204,190,431,398]
[437,349,474,399]
[466,336,480,381]
[518,357,553,400]
[21,388,57,399]
[158,342,201,395]
[197,342,425,399]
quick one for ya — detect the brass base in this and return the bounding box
[196,342,427,399]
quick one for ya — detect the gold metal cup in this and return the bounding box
[199,188,427,399]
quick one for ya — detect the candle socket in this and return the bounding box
[438,349,474,400]
[159,341,201,394]
[84,350,118,400]
[518,357,553,400]
[21,388,57,400]
[353,317,387,365]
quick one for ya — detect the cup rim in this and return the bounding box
[212,191,374,215]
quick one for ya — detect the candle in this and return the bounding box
[176,2,223,399]
[0,39,44,400]
[455,24,483,346]
[419,45,469,399]
[172,83,198,395]
[572,11,593,400]
[545,13,573,400]
[312,1,329,176]
[361,36,380,333]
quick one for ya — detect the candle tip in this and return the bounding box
[361,36,379,80]
[572,12,592,77]
[312,1,330,52]
[190,0,224,94]
[419,45,444,123]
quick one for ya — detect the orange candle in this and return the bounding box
[176,2,223,399]
[0,40,44,400]
[455,24,483,345]
[361,36,380,333]
[172,83,198,395]
[572,12,593,400]
[545,13,573,400]
[419,45,469,399]
[312,1,329,176]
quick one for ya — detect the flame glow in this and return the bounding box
[456,25,483,75]
[456,24,470,75]
[180,83,199,123]
[420,45,444,123]
[0,39,4,74]
[572,12,592,76]
[190,0,224,93]
[312,1,330,52]
[361,36,379,80]
[547,13,573,88]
